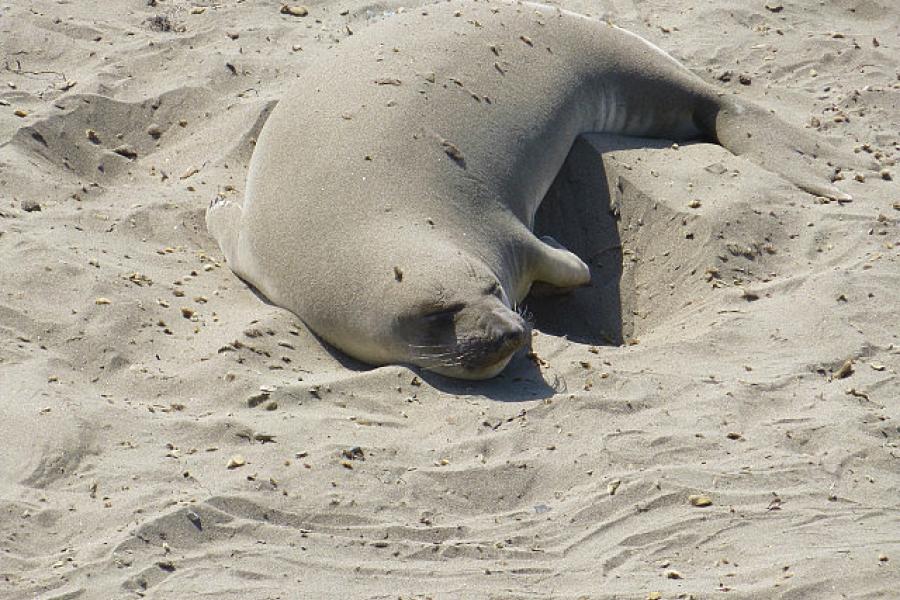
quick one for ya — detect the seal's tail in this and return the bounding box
[706,97,879,201]
[206,194,243,267]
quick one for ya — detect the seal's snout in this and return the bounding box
[403,290,530,379]
[437,305,528,379]
[489,308,528,354]
[498,326,527,350]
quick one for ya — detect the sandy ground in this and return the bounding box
[1,0,898,598]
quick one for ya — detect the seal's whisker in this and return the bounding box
[407,345,465,359]
[411,355,464,368]
[517,303,535,326]
[407,345,460,356]
[414,354,460,362]
[407,344,457,351]
[406,339,473,368]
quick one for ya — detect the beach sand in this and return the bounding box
[1,0,898,598]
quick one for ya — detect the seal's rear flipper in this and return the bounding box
[529,235,591,296]
[710,98,880,201]
[206,195,243,266]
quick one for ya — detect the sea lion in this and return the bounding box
[207,0,873,379]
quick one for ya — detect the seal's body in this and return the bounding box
[208,1,869,379]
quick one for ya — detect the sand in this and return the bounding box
[1,0,898,598]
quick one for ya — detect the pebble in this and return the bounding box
[704,162,728,175]
[441,139,465,164]
[247,392,270,407]
[341,446,365,460]
[227,455,246,469]
[21,199,41,212]
[186,511,202,528]
[157,560,176,571]
[689,494,713,507]
[113,145,138,159]
[834,359,854,379]
[280,4,309,16]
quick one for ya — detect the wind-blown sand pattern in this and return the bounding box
[1,1,898,598]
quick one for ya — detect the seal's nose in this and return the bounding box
[490,308,528,354]
[447,304,530,379]
[498,326,527,351]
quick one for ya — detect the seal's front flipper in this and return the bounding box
[529,235,591,297]
[711,99,880,201]
[205,195,243,266]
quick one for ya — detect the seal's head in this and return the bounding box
[395,276,530,379]
[303,232,531,380]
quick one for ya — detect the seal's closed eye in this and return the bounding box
[422,303,465,324]
[404,303,463,356]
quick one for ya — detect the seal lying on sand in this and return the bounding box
[207,0,873,379]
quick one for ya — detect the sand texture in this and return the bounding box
[1,0,898,598]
